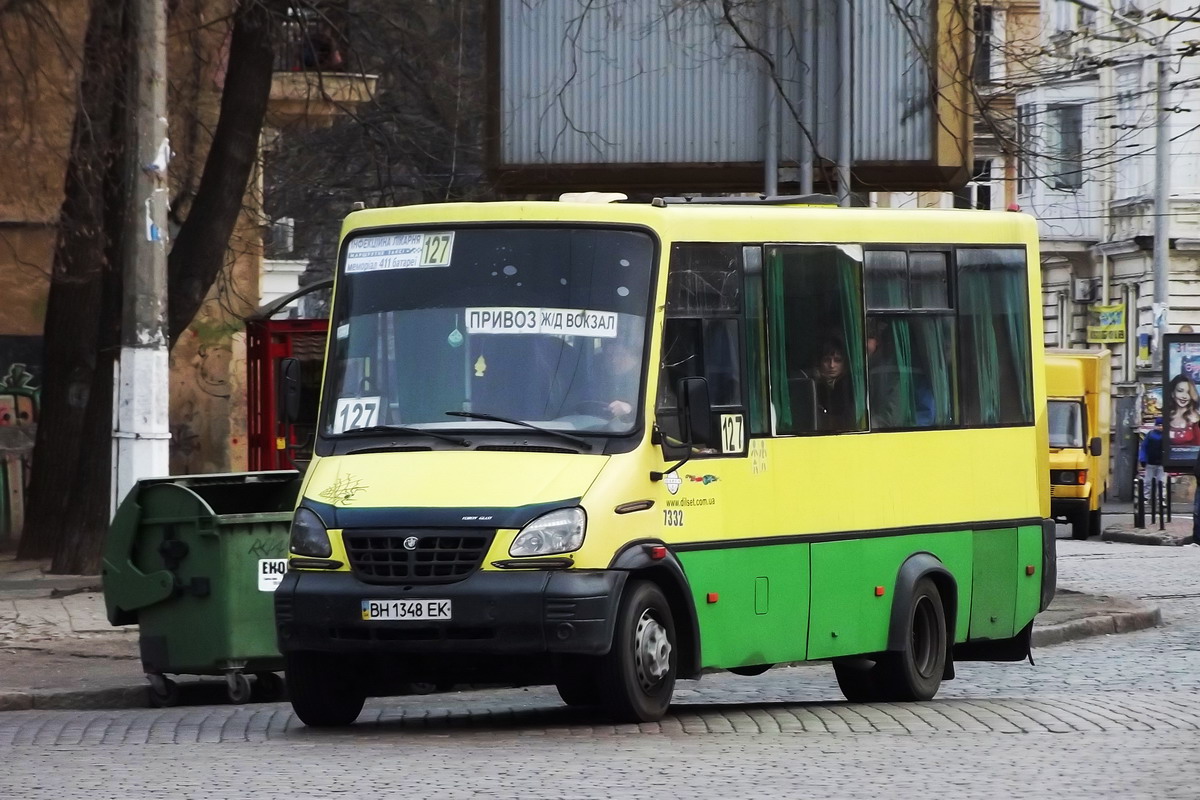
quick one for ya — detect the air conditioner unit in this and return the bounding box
[1071,278,1096,303]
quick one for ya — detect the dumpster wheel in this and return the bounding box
[253,671,286,702]
[147,674,180,708]
[226,671,253,704]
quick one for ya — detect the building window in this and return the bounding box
[954,160,993,209]
[1017,106,1033,196]
[973,5,994,85]
[1047,104,1083,191]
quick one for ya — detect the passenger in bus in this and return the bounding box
[813,337,854,431]
[602,340,641,421]
[866,320,902,428]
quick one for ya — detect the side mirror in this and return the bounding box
[679,376,714,448]
[279,357,302,424]
[1089,436,1103,457]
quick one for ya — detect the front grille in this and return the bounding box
[343,529,495,584]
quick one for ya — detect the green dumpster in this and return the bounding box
[102,470,302,706]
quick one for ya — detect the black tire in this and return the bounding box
[285,652,366,727]
[1071,507,1092,540]
[253,671,286,702]
[832,658,888,703]
[597,580,677,723]
[883,577,947,701]
[1088,508,1103,539]
[553,654,603,707]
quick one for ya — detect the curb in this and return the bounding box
[1031,605,1163,647]
[1101,526,1188,546]
[0,685,147,712]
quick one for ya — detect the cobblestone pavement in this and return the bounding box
[1,536,1198,799]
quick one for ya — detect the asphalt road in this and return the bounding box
[1,535,1198,799]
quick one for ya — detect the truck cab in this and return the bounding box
[1045,349,1111,539]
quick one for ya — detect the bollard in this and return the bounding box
[1167,474,1173,524]
[1135,477,1145,528]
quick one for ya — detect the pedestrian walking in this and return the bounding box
[1140,416,1166,504]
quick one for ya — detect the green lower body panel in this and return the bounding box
[677,525,1044,670]
[677,544,810,670]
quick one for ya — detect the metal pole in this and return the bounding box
[1152,41,1171,365]
[763,0,779,197]
[837,0,852,206]
[799,0,815,194]
[114,0,171,512]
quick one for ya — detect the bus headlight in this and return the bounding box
[289,507,332,558]
[510,508,586,557]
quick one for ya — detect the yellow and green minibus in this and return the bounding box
[274,196,1055,727]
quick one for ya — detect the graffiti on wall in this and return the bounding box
[0,335,41,548]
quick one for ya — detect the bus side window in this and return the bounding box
[657,244,744,450]
[864,249,957,430]
[764,245,867,435]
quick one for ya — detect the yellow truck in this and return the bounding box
[1045,349,1111,539]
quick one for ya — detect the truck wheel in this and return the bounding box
[597,580,676,723]
[881,577,947,701]
[1071,508,1092,540]
[285,652,366,727]
[1088,509,1103,539]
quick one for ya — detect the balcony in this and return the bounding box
[267,16,377,128]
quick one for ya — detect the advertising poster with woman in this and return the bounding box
[1163,334,1200,468]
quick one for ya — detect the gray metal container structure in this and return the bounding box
[489,0,971,194]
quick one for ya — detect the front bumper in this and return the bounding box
[274,568,626,657]
[1050,496,1088,520]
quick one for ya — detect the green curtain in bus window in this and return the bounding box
[765,247,792,431]
[957,248,1032,425]
[838,259,867,429]
[744,246,769,434]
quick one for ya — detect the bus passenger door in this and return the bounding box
[659,244,809,668]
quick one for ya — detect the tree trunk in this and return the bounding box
[18,0,130,572]
[167,2,277,345]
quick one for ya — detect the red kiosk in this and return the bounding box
[245,280,331,471]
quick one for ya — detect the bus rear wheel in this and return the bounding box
[598,580,676,723]
[285,652,366,728]
[885,577,947,701]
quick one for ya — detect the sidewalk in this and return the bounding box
[1099,498,1196,546]
[0,552,1164,712]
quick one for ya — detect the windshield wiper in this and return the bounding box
[444,411,593,451]
[341,424,471,448]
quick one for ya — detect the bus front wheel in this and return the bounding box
[886,577,947,701]
[598,580,677,723]
[285,652,366,728]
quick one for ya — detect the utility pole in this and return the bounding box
[114,0,171,511]
[1152,39,1171,367]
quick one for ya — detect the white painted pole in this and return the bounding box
[113,0,171,515]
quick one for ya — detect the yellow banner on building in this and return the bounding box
[1087,304,1126,343]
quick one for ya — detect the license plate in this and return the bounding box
[361,599,451,621]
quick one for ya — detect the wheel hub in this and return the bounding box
[633,609,672,691]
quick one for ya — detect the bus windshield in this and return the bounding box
[1048,400,1085,448]
[322,226,655,439]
